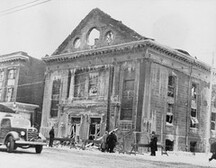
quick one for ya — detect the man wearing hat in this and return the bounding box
[150,131,158,156]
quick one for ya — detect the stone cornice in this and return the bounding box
[63,101,107,109]
[43,40,210,72]
[0,52,29,63]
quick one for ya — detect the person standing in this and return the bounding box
[49,126,55,147]
[101,131,108,152]
[150,131,158,156]
[106,131,117,153]
[209,152,216,161]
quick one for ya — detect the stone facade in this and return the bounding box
[41,8,214,152]
[0,51,45,129]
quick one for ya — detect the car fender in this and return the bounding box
[4,131,20,144]
[38,133,46,141]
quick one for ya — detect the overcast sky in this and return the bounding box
[0,0,215,65]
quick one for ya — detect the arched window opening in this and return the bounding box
[73,38,81,48]
[87,28,100,46]
[105,31,114,44]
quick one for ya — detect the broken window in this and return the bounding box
[5,87,14,102]
[105,31,114,44]
[74,70,101,98]
[50,79,61,118]
[70,117,81,141]
[74,71,87,98]
[7,69,16,79]
[211,113,216,130]
[190,141,197,152]
[0,70,4,81]
[67,70,72,98]
[7,69,16,86]
[166,103,173,124]
[120,67,135,120]
[191,83,197,100]
[165,139,174,151]
[214,98,216,108]
[0,89,2,101]
[167,75,175,97]
[89,118,101,140]
[0,70,4,95]
[190,108,198,128]
[88,72,99,96]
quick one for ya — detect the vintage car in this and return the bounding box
[0,113,46,153]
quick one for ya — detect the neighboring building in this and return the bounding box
[0,51,45,129]
[41,8,213,152]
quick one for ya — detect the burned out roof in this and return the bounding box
[52,8,153,55]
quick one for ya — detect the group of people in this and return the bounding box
[49,126,216,162]
[49,126,157,156]
[101,130,118,153]
[49,126,118,152]
[49,125,157,156]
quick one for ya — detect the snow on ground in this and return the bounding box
[1,145,216,168]
[58,146,216,167]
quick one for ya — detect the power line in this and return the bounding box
[0,0,52,18]
[0,0,41,13]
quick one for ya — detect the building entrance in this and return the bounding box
[89,118,101,140]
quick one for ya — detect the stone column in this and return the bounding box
[69,69,76,100]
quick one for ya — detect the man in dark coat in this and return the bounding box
[49,126,55,147]
[106,131,117,153]
[150,131,158,156]
[209,152,216,161]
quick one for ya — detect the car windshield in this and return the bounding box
[11,118,31,128]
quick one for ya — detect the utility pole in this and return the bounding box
[205,52,215,153]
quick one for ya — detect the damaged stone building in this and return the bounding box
[41,8,214,152]
[0,51,45,129]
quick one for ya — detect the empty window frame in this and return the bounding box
[167,75,175,97]
[74,70,99,98]
[0,70,4,81]
[191,83,197,100]
[5,87,14,102]
[87,28,100,47]
[120,67,135,120]
[166,103,173,124]
[0,89,2,100]
[190,141,197,152]
[50,79,61,118]
[7,69,16,86]
[190,108,198,128]
[7,69,16,79]
[165,139,174,151]
[74,71,87,98]
[88,72,99,96]
[211,113,216,130]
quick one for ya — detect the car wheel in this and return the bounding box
[6,136,15,153]
[35,145,43,154]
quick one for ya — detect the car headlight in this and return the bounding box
[20,131,25,136]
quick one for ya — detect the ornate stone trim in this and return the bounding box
[43,40,210,72]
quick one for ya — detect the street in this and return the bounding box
[0,145,215,168]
